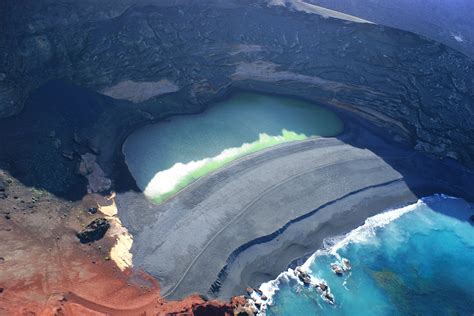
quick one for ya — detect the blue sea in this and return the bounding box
[256,194,474,315]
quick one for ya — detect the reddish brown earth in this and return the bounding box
[0,169,240,315]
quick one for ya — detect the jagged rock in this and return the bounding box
[78,153,112,193]
[89,144,101,155]
[76,218,110,243]
[192,302,233,316]
[62,150,74,160]
[0,181,5,199]
[88,207,98,214]
[73,132,82,144]
[53,138,62,149]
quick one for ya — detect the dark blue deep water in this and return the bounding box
[259,195,474,315]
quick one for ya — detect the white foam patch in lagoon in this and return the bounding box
[256,195,461,314]
[144,129,307,204]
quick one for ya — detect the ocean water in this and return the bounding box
[123,92,343,203]
[258,194,474,315]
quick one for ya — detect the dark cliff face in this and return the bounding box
[1,0,473,166]
[307,0,474,59]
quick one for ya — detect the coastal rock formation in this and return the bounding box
[1,0,473,168]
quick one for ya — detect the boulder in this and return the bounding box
[0,182,6,199]
[76,218,110,243]
[88,207,98,214]
[62,150,74,160]
[246,287,254,295]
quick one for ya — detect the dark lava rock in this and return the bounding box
[0,182,6,199]
[62,150,74,160]
[88,207,98,214]
[1,0,474,169]
[76,218,110,244]
[193,303,232,316]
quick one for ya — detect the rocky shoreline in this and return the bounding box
[1,0,474,314]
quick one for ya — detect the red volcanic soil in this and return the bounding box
[0,170,237,315]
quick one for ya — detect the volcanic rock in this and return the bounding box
[76,218,110,243]
[78,153,112,193]
[88,207,98,214]
[0,0,473,168]
[62,150,74,160]
[0,182,6,199]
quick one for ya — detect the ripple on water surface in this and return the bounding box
[122,93,343,203]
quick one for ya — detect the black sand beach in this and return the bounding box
[116,113,474,300]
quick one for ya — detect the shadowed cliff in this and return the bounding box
[0,0,473,200]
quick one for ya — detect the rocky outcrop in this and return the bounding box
[78,153,112,193]
[76,218,110,243]
[0,181,6,199]
[1,0,473,168]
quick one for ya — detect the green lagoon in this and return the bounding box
[123,93,343,204]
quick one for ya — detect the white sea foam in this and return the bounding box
[144,130,306,202]
[256,195,458,314]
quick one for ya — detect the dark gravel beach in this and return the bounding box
[116,114,474,300]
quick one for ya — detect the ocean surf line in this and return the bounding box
[123,92,343,204]
[256,194,474,315]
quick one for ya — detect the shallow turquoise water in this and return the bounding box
[123,92,343,203]
[262,195,474,315]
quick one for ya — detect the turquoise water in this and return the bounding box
[123,93,343,203]
[259,195,474,315]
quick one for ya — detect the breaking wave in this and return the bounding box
[144,130,307,204]
[256,194,470,315]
